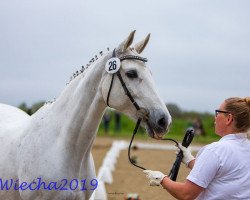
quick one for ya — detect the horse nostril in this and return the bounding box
[158,117,167,129]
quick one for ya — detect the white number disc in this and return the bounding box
[105,57,121,74]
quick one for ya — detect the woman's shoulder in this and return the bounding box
[204,141,221,149]
[202,140,230,153]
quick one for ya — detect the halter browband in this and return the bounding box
[120,55,148,63]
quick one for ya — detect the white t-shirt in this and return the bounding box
[187,133,250,200]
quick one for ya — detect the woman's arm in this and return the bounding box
[161,177,204,200]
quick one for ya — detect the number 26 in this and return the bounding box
[108,60,117,71]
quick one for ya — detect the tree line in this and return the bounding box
[18,101,45,115]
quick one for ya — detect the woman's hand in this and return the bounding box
[143,170,167,186]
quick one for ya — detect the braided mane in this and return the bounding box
[45,48,110,105]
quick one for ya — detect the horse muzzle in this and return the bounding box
[141,108,171,139]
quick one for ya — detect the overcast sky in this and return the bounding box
[0,0,249,113]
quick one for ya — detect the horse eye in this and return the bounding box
[126,70,138,79]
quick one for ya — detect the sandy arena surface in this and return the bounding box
[92,137,194,200]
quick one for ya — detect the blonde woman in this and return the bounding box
[144,97,250,200]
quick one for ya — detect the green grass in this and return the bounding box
[97,112,220,145]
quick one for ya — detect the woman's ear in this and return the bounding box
[226,114,234,125]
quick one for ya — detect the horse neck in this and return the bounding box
[51,55,109,160]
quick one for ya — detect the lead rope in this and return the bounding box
[168,128,194,180]
[127,119,179,171]
[128,118,146,170]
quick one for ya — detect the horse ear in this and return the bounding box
[134,33,150,54]
[118,30,136,52]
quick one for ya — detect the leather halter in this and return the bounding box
[105,49,179,171]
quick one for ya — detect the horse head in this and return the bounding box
[101,30,171,139]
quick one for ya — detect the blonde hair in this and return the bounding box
[225,97,250,132]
